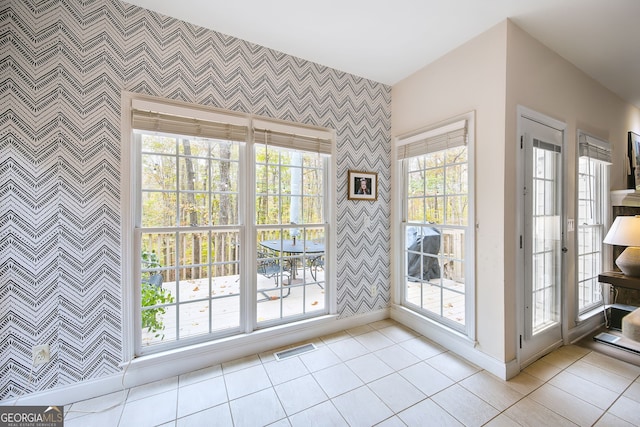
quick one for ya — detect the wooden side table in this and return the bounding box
[598,271,640,291]
[598,271,640,329]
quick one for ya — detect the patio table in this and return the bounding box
[259,240,324,280]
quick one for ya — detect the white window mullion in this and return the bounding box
[243,139,255,333]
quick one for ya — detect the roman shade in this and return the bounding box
[397,119,467,159]
[253,119,333,155]
[579,133,611,165]
[131,99,248,142]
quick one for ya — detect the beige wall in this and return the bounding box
[393,18,640,367]
[393,21,509,362]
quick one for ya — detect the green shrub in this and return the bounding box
[141,250,174,339]
[141,282,174,339]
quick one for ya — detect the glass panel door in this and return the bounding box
[529,138,561,335]
[520,115,564,366]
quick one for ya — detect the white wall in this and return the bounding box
[392,21,509,363]
[504,19,640,353]
[392,18,640,370]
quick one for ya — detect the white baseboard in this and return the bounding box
[390,305,518,380]
[2,309,389,407]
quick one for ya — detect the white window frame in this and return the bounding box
[252,136,331,329]
[576,130,610,316]
[394,112,475,339]
[121,93,336,357]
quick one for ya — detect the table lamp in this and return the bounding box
[603,215,640,277]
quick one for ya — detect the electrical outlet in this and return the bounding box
[370,284,377,297]
[33,344,50,366]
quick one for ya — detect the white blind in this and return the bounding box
[253,119,333,155]
[397,120,467,160]
[579,134,611,164]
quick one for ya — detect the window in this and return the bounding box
[576,132,610,315]
[253,120,330,326]
[397,114,474,335]
[127,97,333,355]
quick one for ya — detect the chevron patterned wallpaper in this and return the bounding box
[0,0,390,399]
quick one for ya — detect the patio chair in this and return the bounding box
[257,250,291,301]
[308,255,324,288]
[143,273,164,288]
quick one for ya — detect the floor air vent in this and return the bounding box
[274,343,317,361]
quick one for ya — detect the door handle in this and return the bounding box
[562,247,568,253]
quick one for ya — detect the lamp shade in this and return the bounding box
[604,215,640,276]
[603,215,640,247]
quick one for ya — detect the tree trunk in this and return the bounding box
[182,139,200,279]
[216,143,232,275]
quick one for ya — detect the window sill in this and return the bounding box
[118,314,340,387]
[576,304,605,324]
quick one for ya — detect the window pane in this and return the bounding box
[426,151,444,167]
[141,134,176,154]
[255,144,327,325]
[446,164,467,194]
[142,192,177,227]
[142,305,176,346]
[425,168,444,194]
[446,146,467,164]
[211,296,240,332]
[407,198,424,222]
[178,138,209,157]
[179,157,208,191]
[442,229,465,266]
[577,156,606,313]
[180,192,208,226]
[211,141,239,160]
[402,139,470,332]
[257,226,327,325]
[212,194,238,225]
[303,196,323,223]
[178,301,211,340]
[303,170,323,196]
[446,196,468,226]
[179,232,209,267]
[425,196,444,223]
[408,171,424,197]
[137,125,245,351]
[142,154,177,190]
[255,145,325,226]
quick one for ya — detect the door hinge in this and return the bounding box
[519,235,523,249]
[520,135,523,149]
[519,335,522,349]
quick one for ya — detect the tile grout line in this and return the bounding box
[64,324,640,427]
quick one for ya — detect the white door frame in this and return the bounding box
[516,106,568,368]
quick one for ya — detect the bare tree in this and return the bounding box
[182,139,200,279]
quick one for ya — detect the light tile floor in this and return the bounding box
[64,319,640,427]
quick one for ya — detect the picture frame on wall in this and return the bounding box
[348,170,378,201]
[629,131,640,189]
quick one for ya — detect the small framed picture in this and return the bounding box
[629,131,640,189]
[348,170,378,201]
